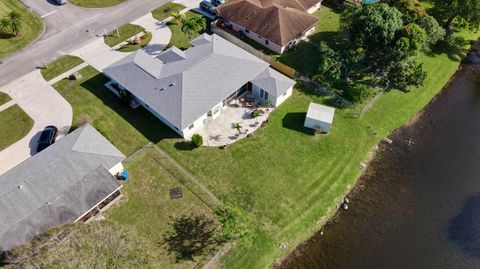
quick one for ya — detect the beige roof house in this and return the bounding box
[217,0,320,53]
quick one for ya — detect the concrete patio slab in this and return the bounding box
[195,101,272,147]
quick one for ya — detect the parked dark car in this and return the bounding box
[55,0,67,5]
[211,0,225,6]
[37,126,58,152]
[200,1,216,13]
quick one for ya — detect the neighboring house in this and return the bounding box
[103,34,296,139]
[217,0,321,54]
[0,124,126,251]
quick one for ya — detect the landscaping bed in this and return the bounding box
[0,0,43,59]
[69,0,125,8]
[152,2,186,21]
[40,55,84,81]
[117,31,152,52]
[167,11,212,50]
[104,24,145,48]
[0,105,33,151]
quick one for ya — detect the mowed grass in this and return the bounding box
[104,24,145,47]
[279,4,344,76]
[117,31,152,52]
[107,148,219,268]
[51,21,480,269]
[40,55,84,81]
[0,92,12,106]
[0,105,33,151]
[53,68,220,267]
[167,11,211,50]
[69,0,125,8]
[152,2,186,21]
[0,0,43,59]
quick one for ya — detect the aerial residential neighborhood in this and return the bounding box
[0,0,479,268]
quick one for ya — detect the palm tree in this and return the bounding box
[170,11,185,25]
[8,11,22,36]
[0,18,10,34]
[181,16,207,39]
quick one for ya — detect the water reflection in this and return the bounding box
[448,193,480,258]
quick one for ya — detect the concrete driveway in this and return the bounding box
[0,70,72,175]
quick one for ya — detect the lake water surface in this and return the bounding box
[279,51,480,269]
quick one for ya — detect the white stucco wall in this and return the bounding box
[182,101,224,139]
[304,117,332,132]
[272,87,293,106]
[108,162,124,175]
[307,2,321,14]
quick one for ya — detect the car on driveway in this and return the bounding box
[55,0,67,5]
[211,0,225,6]
[200,1,216,13]
[37,126,58,152]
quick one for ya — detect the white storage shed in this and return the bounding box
[304,102,335,133]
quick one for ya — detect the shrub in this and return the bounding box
[214,205,251,242]
[191,134,203,148]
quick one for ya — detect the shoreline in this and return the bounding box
[274,41,480,268]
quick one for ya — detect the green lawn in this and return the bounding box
[0,0,43,59]
[69,0,125,8]
[278,4,345,76]
[40,55,84,81]
[152,2,186,21]
[104,24,145,48]
[0,92,12,106]
[167,11,212,50]
[52,69,221,267]
[107,148,220,268]
[0,105,33,151]
[117,31,152,52]
[51,25,480,269]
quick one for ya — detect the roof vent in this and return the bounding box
[18,185,22,189]
[169,83,175,87]
[160,87,165,91]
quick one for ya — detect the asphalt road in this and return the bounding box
[0,0,169,87]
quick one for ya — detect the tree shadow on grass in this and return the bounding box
[163,215,218,262]
[79,73,180,144]
[427,36,473,62]
[0,33,15,39]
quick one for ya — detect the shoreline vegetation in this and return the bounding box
[276,43,479,267]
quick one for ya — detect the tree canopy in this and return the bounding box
[433,0,480,35]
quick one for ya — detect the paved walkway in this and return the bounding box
[132,13,172,55]
[0,70,72,175]
[0,100,15,112]
[72,13,172,71]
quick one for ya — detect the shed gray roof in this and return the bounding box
[306,102,335,123]
[104,34,295,130]
[0,124,125,250]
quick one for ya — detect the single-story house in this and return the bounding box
[217,0,321,54]
[304,102,335,132]
[103,34,296,139]
[0,124,126,251]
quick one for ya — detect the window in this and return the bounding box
[188,123,194,129]
[265,40,269,45]
[245,29,250,34]
[258,35,262,39]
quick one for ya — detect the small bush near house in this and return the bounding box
[191,134,203,148]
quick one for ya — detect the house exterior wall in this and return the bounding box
[272,86,293,106]
[304,117,332,132]
[182,100,224,139]
[252,84,292,107]
[307,1,322,14]
[108,162,124,176]
[226,20,284,54]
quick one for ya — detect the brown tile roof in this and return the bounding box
[217,0,319,46]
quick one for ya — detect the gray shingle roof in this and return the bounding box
[0,124,125,250]
[104,34,295,130]
[251,68,296,96]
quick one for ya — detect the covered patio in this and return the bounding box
[195,96,272,147]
